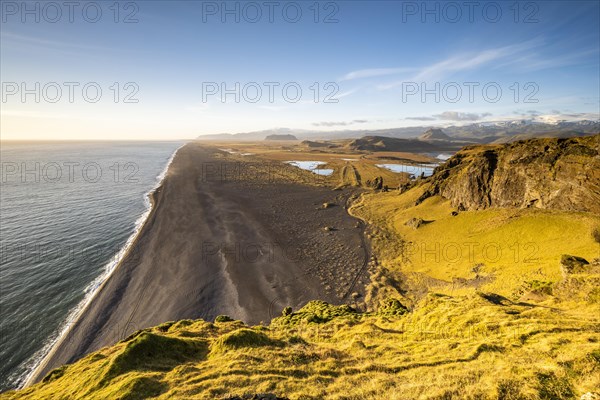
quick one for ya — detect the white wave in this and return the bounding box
[17,143,186,389]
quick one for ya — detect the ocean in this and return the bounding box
[0,141,184,391]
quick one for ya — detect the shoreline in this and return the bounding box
[23,143,369,385]
[21,143,186,388]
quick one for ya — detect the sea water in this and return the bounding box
[0,141,183,391]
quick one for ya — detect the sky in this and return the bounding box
[1,0,599,140]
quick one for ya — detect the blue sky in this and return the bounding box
[1,0,599,140]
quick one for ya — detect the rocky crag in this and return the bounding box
[417,134,600,213]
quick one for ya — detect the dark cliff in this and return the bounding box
[417,134,600,213]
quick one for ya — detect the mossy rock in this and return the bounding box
[377,298,408,316]
[215,315,234,323]
[560,255,590,275]
[405,217,424,229]
[592,227,600,244]
[105,332,208,380]
[42,365,67,383]
[526,280,554,295]
[273,301,359,326]
[156,321,175,332]
[211,328,277,353]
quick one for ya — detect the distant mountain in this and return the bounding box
[444,120,600,142]
[301,140,333,148]
[347,136,441,152]
[265,134,297,140]
[196,128,311,141]
[419,128,452,141]
[196,120,599,143]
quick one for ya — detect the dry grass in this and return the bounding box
[3,297,598,399]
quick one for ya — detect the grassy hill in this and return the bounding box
[4,135,599,399]
[5,184,599,400]
[3,297,598,400]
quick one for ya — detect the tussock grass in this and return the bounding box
[3,297,599,399]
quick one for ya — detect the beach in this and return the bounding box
[26,142,369,384]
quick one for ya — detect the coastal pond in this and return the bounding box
[376,163,436,178]
[285,161,334,176]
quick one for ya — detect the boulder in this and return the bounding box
[560,255,590,278]
[366,176,384,190]
[405,217,424,229]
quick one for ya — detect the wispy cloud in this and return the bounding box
[433,111,492,121]
[375,40,543,90]
[340,38,595,93]
[312,119,369,127]
[497,48,599,72]
[414,40,540,81]
[405,116,437,121]
[339,68,416,82]
[331,88,359,101]
[405,111,492,122]
[1,31,113,52]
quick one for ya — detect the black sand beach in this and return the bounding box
[26,143,369,384]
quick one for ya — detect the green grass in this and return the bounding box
[350,187,600,303]
[4,179,600,399]
[3,298,598,399]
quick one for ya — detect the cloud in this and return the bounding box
[339,68,416,81]
[405,116,437,121]
[331,88,358,101]
[497,48,599,73]
[533,112,600,124]
[413,40,540,81]
[375,39,547,90]
[514,110,542,116]
[432,111,492,121]
[1,31,115,52]
[312,119,369,127]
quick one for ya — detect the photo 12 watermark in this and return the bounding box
[403,240,541,264]
[0,161,141,184]
[201,81,340,104]
[1,1,140,23]
[201,240,306,263]
[398,81,539,104]
[200,1,340,23]
[399,1,540,24]
[197,161,331,184]
[1,82,140,104]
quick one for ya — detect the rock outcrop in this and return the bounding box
[417,134,600,213]
[265,134,297,140]
[347,136,440,152]
[560,255,591,277]
[419,128,452,141]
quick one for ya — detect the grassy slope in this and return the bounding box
[2,299,598,400]
[350,186,600,304]
[4,154,600,399]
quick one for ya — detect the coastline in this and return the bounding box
[23,143,369,385]
[21,142,186,388]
